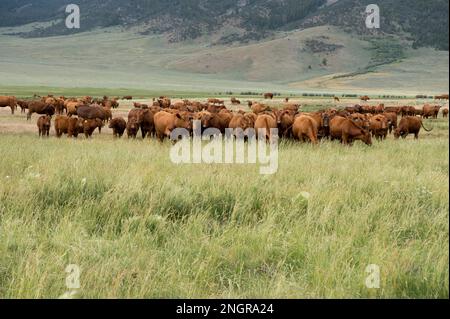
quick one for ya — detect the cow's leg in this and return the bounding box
[342,133,349,145]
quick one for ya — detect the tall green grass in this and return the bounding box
[0,120,448,298]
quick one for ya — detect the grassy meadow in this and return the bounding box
[0,95,448,298]
[0,25,448,95]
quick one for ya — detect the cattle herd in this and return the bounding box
[0,94,448,145]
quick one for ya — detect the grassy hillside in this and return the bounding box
[0,114,448,298]
[0,25,448,94]
[290,48,449,94]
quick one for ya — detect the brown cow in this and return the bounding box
[0,96,18,114]
[292,115,318,144]
[432,105,441,119]
[133,102,148,109]
[156,97,171,108]
[103,98,119,109]
[171,101,189,112]
[69,117,84,138]
[345,105,362,114]
[394,116,432,139]
[27,101,55,120]
[360,95,370,102]
[43,97,59,114]
[374,104,385,114]
[251,103,269,115]
[127,108,156,138]
[187,101,204,112]
[77,105,108,122]
[422,104,436,119]
[139,109,157,138]
[154,111,193,141]
[277,110,295,138]
[369,115,388,140]
[207,98,224,105]
[55,115,83,138]
[400,106,416,117]
[54,98,66,115]
[80,96,93,104]
[83,119,104,138]
[264,93,274,100]
[443,109,449,118]
[109,117,127,138]
[360,105,373,114]
[65,100,83,117]
[194,110,232,134]
[304,112,330,139]
[382,112,398,134]
[127,118,140,139]
[330,116,372,145]
[206,103,226,113]
[414,109,424,117]
[350,113,370,129]
[231,97,241,105]
[228,113,257,137]
[283,103,300,113]
[17,100,30,113]
[193,111,212,133]
[435,94,449,100]
[254,112,277,141]
[384,106,400,114]
[37,115,51,137]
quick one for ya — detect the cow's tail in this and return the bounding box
[421,120,433,132]
[264,117,271,140]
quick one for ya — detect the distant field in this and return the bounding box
[0,95,448,298]
[0,25,448,95]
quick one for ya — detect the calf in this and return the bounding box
[109,117,127,138]
[83,119,104,138]
[37,115,51,137]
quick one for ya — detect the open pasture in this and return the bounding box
[0,93,448,298]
